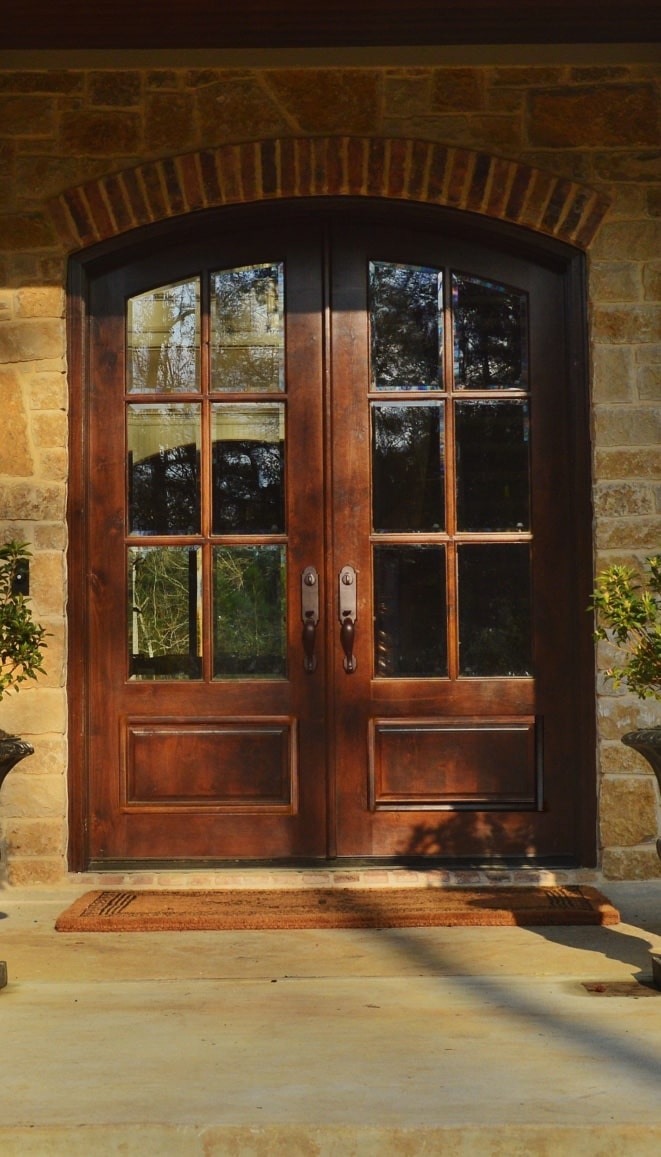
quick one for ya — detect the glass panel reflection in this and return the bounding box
[374,545,447,677]
[213,546,286,678]
[211,264,284,392]
[453,274,528,390]
[128,403,200,535]
[370,262,443,391]
[458,544,532,676]
[212,403,285,534]
[456,400,530,532]
[372,403,445,532]
[128,547,202,680]
[127,279,200,394]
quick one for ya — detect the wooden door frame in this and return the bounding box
[66,197,595,871]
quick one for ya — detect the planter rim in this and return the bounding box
[622,727,661,743]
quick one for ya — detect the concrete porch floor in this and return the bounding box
[1,873,661,1156]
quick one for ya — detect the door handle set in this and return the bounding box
[301,565,357,674]
[338,565,357,673]
[301,566,319,673]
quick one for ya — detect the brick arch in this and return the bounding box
[47,136,610,253]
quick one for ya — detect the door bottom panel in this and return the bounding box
[368,716,540,810]
[122,717,297,812]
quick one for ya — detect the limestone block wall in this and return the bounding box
[0,58,659,883]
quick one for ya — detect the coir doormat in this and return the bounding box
[55,885,619,932]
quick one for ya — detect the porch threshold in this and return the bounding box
[73,861,599,892]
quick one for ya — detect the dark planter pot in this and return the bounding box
[0,730,34,793]
[0,731,33,991]
[622,728,661,862]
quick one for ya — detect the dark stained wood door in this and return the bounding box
[86,222,329,862]
[79,203,594,867]
[329,218,590,861]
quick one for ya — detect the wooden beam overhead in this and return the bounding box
[3,1,660,50]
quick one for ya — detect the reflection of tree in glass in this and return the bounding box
[131,548,196,661]
[374,545,447,676]
[370,263,442,390]
[213,547,286,677]
[211,265,284,392]
[455,399,529,532]
[372,404,444,531]
[130,438,199,535]
[453,275,527,390]
[458,545,532,676]
[128,281,199,394]
[213,265,280,334]
[212,440,284,533]
[460,604,531,677]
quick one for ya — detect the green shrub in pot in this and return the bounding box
[590,554,661,862]
[0,541,48,788]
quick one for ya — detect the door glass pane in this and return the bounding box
[374,545,447,677]
[128,546,202,680]
[455,400,530,532]
[370,262,443,391]
[210,263,284,392]
[128,403,200,535]
[213,546,286,678]
[212,403,285,534]
[372,403,445,532]
[458,544,532,676]
[127,279,200,394]
[453,274,528,391]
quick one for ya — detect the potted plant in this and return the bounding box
[0,540,48,791]
[590,553,661,859]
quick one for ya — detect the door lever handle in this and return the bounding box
[301,566,319,673]
[338,565,357,673]
[340,616,356,673]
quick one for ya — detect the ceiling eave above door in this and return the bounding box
[3,0,659,50]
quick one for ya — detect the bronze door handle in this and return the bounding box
[301,566,319,673]
[338,565,357,673]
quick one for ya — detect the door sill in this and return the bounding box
[86,854,580,872]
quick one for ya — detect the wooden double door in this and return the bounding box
[76,203,594,867]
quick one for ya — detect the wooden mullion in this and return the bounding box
[199,272,214,681]
[443,265,460,680]
[446,538,459,681]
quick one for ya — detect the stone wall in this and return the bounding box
[0,59,659,883]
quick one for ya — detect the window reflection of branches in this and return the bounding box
[452,274,528,391]
[372,403,445,532]
[212,403,285,534]
[128,280,200,394]
[455,399,530,532]
[370,263,443,391]
[374,545,447,676]
[213,546,286,678]
[211,264,284,392]
[129,547,201,679]
[458,544,532,677]
[128,403,200,535]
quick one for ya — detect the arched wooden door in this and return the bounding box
[70,201,595,868]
